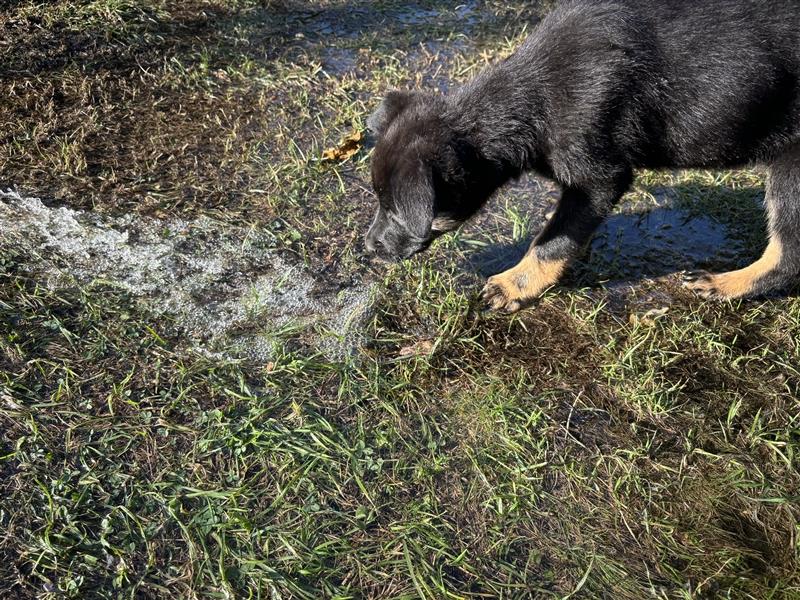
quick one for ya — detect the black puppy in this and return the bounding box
[365,0,800,312]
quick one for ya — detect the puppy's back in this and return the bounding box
[521,0,800,168]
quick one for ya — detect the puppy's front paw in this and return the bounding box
[481,256,567,313]
[482,275,527,314]
[682,270,722,299]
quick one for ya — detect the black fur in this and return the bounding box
[365,0,800,302]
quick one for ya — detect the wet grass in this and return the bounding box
[2,1,799,598]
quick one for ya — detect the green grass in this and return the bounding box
[4,243,800,598]
[2,1,800,598]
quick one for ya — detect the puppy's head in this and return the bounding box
[364,90,498,261]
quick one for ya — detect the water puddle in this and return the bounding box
[320,47,359,75]
[392,1,481,26]
[293,0,485,43]
[409,38,470,92]
[457,182,745,285]
[394,6,441,25]
[588,192,746,281]
[455,2,480,24]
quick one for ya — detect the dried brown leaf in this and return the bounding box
[321,130,364,163]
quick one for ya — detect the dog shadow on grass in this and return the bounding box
[460,184,768,289]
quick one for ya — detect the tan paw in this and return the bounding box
[682,270,730,300]
[482,275,527,313]
[682,266,768,300]
[683,239,783,300]
[481,256,567,313]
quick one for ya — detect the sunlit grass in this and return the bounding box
[2,1,799,598]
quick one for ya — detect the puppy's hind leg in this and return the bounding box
[483,175,631,313]
[684,148,800,299]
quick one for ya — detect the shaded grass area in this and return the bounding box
[2,1,800,598]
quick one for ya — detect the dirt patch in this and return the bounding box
[0,189,374,361]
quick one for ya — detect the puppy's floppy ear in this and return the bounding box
[396,158,435,240]
[367,90,416,138]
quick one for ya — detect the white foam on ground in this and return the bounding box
[0,189,373,361]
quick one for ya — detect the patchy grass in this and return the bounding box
[2,1,799,599]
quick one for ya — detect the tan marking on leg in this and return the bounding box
[685,238,783,299]
[482,255,568,313]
